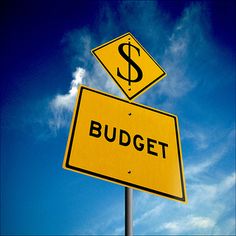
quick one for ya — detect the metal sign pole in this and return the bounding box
[125,187,133,236]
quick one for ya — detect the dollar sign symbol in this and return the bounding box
[117,40,143,86]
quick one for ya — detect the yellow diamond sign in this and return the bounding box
[92,32,167,100]
[63,85,187,203]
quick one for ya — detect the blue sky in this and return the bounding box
[1,0,235,235]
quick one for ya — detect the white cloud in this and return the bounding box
[48,67,86,131]
[52,67,85,111]
[185,146,227,178]
[133,204,164,227]
[189,172,236,206]
[61,28,93,68]
[182,129,209,150]
[162,215,215,234]
[62,30,123,97]
[156,4,206,99]
[135,3,212,111]
[72,67,84,87]
[221,172,236,194]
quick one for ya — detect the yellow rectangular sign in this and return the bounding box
[63,85,187,203]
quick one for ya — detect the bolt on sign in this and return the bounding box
[63,86,187,203]
[92,32,166,100]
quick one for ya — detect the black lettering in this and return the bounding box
[104,125,116,142]
[147,138,158,156]
[133,134,144,151]
[158,141,168,158]
[89,120,102,138]
[119,129,131,146]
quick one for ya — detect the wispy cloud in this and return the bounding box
[161,4,210,98]
[134,2,212,110]
[185,126,235,178]
[162,215,215,234]
[61,29,123,97]
[48,67,85,131]
[133,203,164,227]
[51,67,85,112]
[183,129,209,150]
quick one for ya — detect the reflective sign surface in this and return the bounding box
[92,32,166,100]
[63,86,187,203]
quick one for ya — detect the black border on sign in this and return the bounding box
[65,86,186,202]
[91,32,166,100]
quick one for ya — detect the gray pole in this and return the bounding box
[125,187,133,236]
